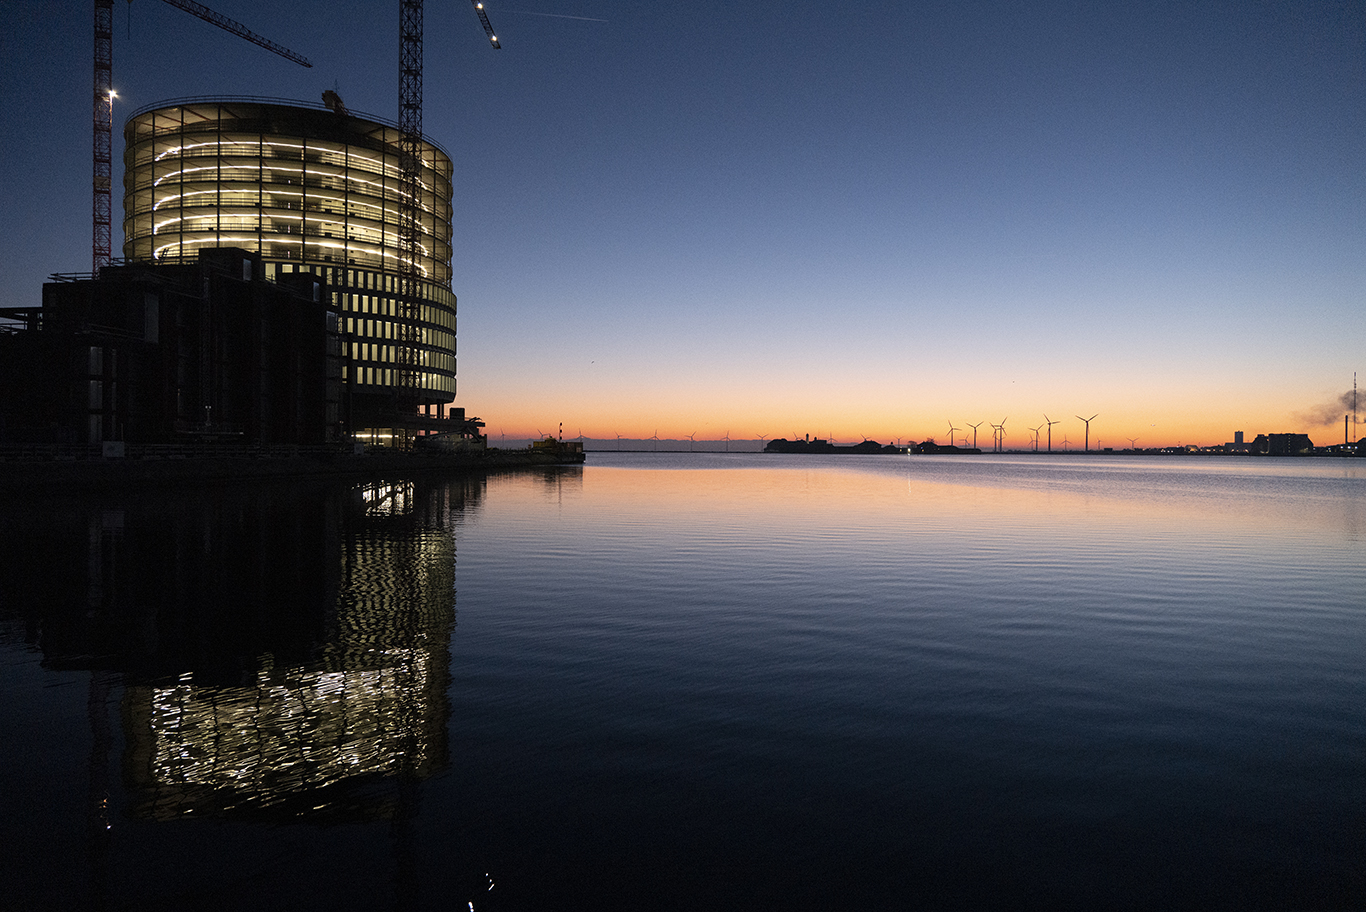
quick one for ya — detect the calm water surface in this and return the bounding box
[2,454,1363,910]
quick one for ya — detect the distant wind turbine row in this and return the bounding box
[942,413,1099,453]
[510,414,1105,453]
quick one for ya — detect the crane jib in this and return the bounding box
[157,0,312,67]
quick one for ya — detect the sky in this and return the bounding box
[1,1,1362,448]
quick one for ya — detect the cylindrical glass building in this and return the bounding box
[123,98,460,418]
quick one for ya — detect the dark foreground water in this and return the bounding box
[1,453,1363,911]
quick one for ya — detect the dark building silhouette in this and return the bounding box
[766,437,902,454]
[1250,433,1314,456]
[910,440,980,455]
[0,248,339,445]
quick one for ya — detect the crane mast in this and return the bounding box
[395,0,424,441]
[92,0,311,273]
[393,0,499,444]
[93,0,114,275]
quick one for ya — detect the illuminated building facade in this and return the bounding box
[123,98,467,441]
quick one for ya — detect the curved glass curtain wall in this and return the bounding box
[123,100,458,403]
[276,262,458,402]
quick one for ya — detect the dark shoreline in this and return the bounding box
[0,448,582,490]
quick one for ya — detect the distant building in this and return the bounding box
[908,440,979,455]
[1321,438,1364,457]
[1250,433,1314,456]
[1223,430,1252,454]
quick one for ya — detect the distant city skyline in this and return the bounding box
[491,426,1360,454]
[1,1,1361,447]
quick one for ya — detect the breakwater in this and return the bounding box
[0,444,580,489]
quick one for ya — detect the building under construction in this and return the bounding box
[126,97,472,446]
[1,97,482,449]
[1,247,338,446]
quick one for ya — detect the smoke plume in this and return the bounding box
[1296,390,1360,428]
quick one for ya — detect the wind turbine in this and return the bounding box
[992,417,1008,452]
[1076,414,1098,452]
[967,421,983,450]
[1062,434,1071,452]
[1127,437,1139,451]
[1030,424,1043,452]
[947,420,960,449]
[686,431,696,452]
[1044,415,1060,453]
[650,430,659,452]
[616,433,622,451]
[722,430,731,453]
[757,433,769,451]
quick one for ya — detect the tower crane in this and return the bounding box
[393,0,500,443]
[93,0,311,273]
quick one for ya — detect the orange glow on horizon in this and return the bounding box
[458,399,1354,450]
[455,350,1358,450]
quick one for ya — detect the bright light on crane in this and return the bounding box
[91,0,309,273]
[469,0,501,48]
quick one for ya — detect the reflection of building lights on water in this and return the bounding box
[144,651,433,796]
[119,491,458,819]
[68,477,473,822]
[358,480,414,516]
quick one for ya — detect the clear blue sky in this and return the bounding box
[2,1,1362,445]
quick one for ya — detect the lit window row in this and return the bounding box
[341,366,456,392]
[141,137,445,184]
[145,163,441,213]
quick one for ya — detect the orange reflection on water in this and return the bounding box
[486,457,1365,547]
